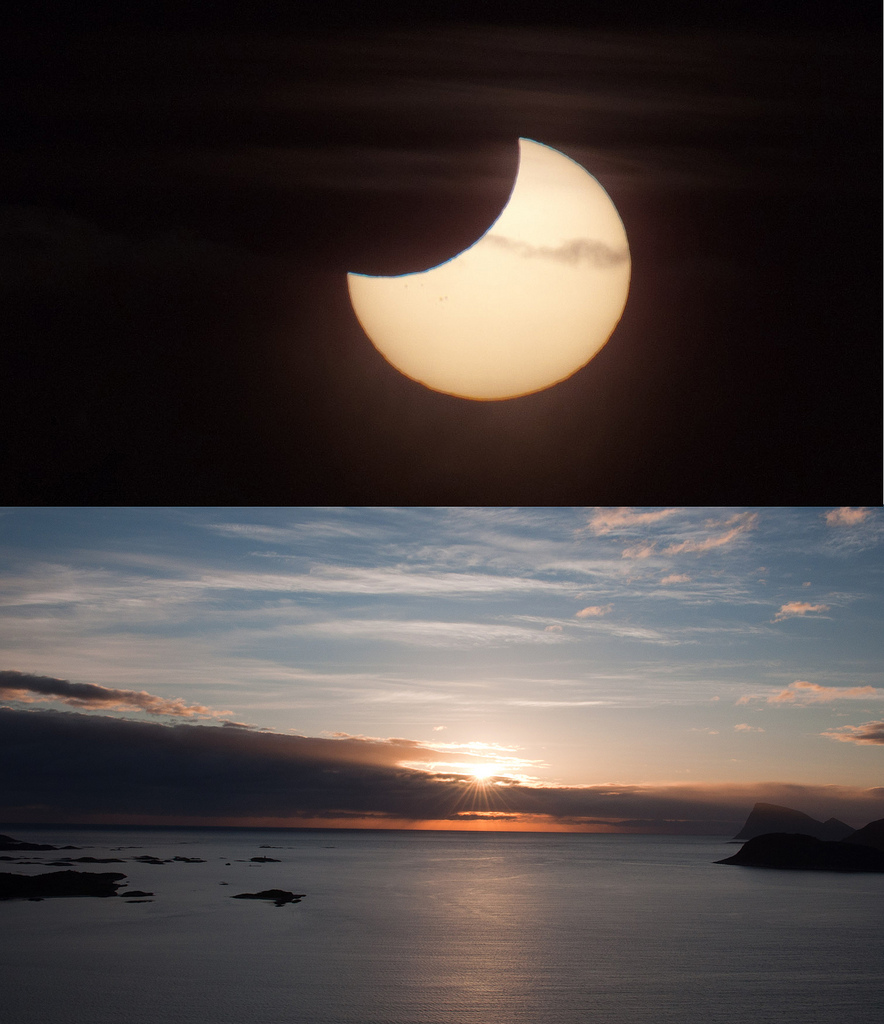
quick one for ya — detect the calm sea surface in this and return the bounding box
[2,827,882,1024]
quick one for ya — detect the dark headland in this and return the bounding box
[718,805,884,872]
[732,803,853,842]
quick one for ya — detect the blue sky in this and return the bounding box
[2,507,882,830]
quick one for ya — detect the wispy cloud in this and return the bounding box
[734,723,764,732]
[661,512,758,556]
[297,618,568,647]
[606,510,758,560]
[586,507,679,535]
[0,670,227,718]
[621,543,658,560]
[822,721,884,745]
[660,574,691,585]
[738,680,880,705]
[772,601,829,622]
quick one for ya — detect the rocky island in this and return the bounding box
[0,869,128,900]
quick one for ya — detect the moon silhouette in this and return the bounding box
[347,138,631,401]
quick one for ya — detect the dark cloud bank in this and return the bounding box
[2,708,881,833]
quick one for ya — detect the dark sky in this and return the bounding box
[2,2,879,503]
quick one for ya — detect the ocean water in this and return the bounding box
[1,827,882,1024]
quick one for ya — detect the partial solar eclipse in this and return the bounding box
[348,138,630,401]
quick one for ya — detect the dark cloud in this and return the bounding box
[823,721,884,746]
[0,670,223,718]
[2,708,881,831]
[486,235,628,267]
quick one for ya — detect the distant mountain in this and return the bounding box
[716,833,884,873]
[732,803,853,842]
[842,818,884,852]
[0,833,59,852]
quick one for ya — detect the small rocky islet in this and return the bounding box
[231,889,305,907]
[0,833,306,904]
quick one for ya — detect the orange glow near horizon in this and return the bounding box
[7,811,732,834]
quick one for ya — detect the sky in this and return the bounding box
[1,4,879,503]
[2,505,882,833]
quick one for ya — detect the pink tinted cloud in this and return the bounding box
[575,604,613,618]
[586,507,679,535]
[822,721,884,745]
[661,512,758,556]
[734,723,765,732]
[824,507,871,527]
[0,669,226,718]
[772,601,829,622]
[767,680,878,704]
[660,574,691,585]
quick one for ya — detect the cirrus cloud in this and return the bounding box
[661,512,758,556]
